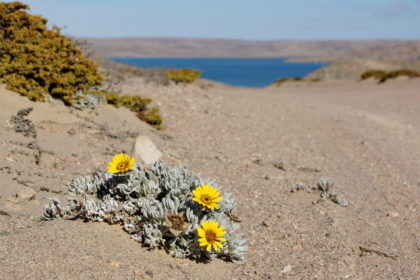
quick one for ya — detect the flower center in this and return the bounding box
[117,161,128,171]
[205,230,217,242]
[201,194,212,204]
[170,216,185,230]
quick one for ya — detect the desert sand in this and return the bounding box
[0,78,419,279]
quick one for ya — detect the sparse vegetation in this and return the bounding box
[360,69,387,80]
[9,107,36,138]
[274,77,302,86]
[138,107,164,130]
[100,92,164,130]
[361,69,420,83]
[274,77,320,86]
[379,69,420,83]
[0,2,163,129]
[164,69,201,84]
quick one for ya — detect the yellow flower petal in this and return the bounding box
[197,219,227,252]
[191,184,224,210]
[107,153,135,174]
[213,197,223,202]
[197,228,205,237]
[201,221,208,229]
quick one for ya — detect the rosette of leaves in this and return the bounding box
[43,160,247,264]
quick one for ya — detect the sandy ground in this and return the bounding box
[0,79,419,279]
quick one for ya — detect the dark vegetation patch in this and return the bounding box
[0,2,162,129]
[274,77,321,86]
[361,69,420,83]
[9,107,37,138]
[164,69,201,84]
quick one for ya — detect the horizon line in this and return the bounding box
[80,36,420,42]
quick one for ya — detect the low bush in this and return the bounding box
[379,69,420,83]
[164,68,201,84]
[360,70,387,80]
[100,92,164,130]
[274,77,321,86]
[0,2,163,129]
[310,78,321,82]
[0,2,103,104]
[274,77,302,86]
[361,69,420,83]
[138,107,164,130]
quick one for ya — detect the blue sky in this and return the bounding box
[11,0,420,39]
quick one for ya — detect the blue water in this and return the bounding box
[111,57,327,88]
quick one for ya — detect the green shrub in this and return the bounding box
[273,77,321,87]
[361,69,420,83]
[138,107,164,130]
[360,70,387,80]
[0,1,103,104]
[310,78,321,82]
[164,68,201,84]
[274,77,302,86]
[0,2,163,129]
[101,92,163,129]
[379,69,420,83]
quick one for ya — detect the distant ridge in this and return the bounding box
[86,38,415,60]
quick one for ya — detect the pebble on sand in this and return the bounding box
[133,136,162,167]
[281,264,292,274]
[16,187,36,201]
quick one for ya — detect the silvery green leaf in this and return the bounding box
[170,247,189,258]
[43,198,63,220]
[142,223,163,249]
[122,201,137,215]
[117,183,133,196]
[317,176,333,192]
[130,233,142,243]
[123,223,136,233]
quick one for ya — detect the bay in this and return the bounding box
[111,57,327,88]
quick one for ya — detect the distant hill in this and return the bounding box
[86,38,406,59]
[303,41,420,81]
[87,38,420,81]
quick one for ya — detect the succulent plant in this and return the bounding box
[43,159,247,264]
[317,176,348,207]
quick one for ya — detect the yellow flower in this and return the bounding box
[197,220,227,252]
[107,153,135,174]
[192,184,223,210]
